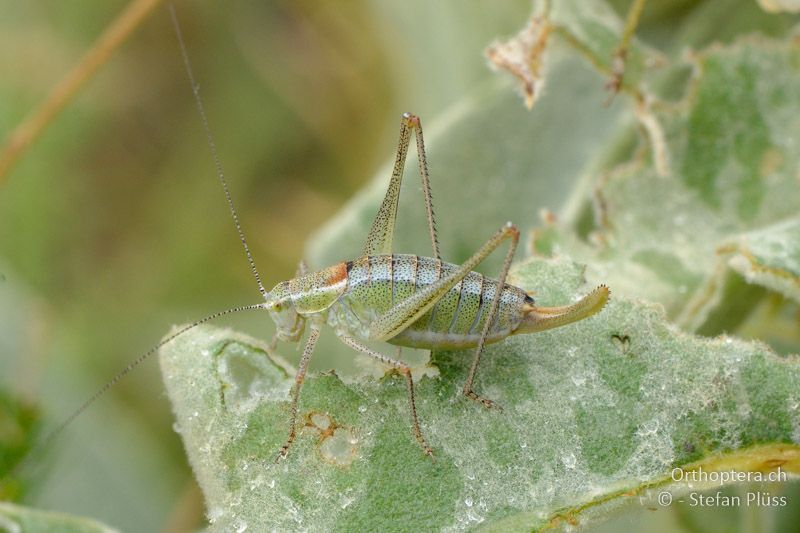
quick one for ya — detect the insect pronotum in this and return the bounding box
[8,4,609,484]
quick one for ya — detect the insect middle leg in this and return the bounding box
[338,334,434,458]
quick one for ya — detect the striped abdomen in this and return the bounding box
[326,254,530,349]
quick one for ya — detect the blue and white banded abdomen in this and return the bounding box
[326,254,530,349]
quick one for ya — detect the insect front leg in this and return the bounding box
[276,323,321,462]
[338,334,434,459]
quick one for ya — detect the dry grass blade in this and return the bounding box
[0,0,164,184]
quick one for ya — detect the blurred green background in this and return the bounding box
[0,1,533,530]
[1,0,798,531]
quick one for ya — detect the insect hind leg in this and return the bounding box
[462,223,519,410]
[362,113,440,259]
[365,222,519,409]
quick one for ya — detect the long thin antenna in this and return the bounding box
[169,4,268,297]
[1,303,267,487]
[45,303,268,449]
[2,4,276,493]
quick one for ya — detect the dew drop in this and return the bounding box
[566,346,578,358]
[341,494,355,509]
[207,507,223,523]
[641,419,660,435]
[562,453,577,469]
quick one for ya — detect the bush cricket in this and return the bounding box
[10,7,610,477]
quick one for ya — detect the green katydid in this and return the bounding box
[262,111,609,460]
[15,9,609,472]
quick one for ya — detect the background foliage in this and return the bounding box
[1,0,799,531]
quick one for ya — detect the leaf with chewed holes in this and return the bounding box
[161,3,800,530]
[722,216,800,304]
[161,255,800,532]
[528,35,800,334]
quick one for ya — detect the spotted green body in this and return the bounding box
[325,254,530,349]
[255,113,608,460]
[43,58,609,465]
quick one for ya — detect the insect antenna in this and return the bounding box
[2,5,274,491]
[170,4,267,297]
[0,303,268,488]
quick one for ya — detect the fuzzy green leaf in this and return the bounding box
[528,35,800,332]
[723,216,800,304]
[160,6,800,532]
[160,256,800,531]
